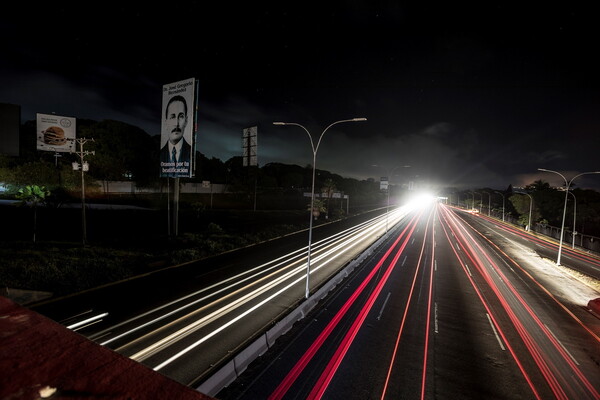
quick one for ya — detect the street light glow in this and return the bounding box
[406,191,437,210]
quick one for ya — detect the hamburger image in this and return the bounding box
[43,126,66,146]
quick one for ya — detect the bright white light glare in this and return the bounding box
[406,192,438,210]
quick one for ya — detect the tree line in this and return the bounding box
[2,118,599,237]
[0,118,382,207]
[453,181,600,237]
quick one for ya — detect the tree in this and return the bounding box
[509,193,540,229]
[308,198,327,220]
[321,178,337,219]
[526,179,551,191]
[84,120,159,186]
[16,185,50,243]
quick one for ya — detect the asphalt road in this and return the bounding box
[217,203,600,399]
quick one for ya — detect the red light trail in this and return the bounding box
[268,212,422,400]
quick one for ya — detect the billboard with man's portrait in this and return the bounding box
[160,77,197,178]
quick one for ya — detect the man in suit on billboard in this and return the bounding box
[160,95,192,172]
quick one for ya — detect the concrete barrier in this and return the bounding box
[233,334,269,376]
[196,359,237,397]
[266,316,294,347]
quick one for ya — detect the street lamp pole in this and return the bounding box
[567,190,577,249]
[484,191,491,216]
[558,188,578,249]
[474,191,483,213]
[557,188,578,249]
[274,118,366,299]
[494,191,505,221]
[514,188,533,231]
[525,192,533,232]
[537,168,600,265]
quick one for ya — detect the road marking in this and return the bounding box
[434,302,439,333]
[544,324,579,365]
[491,266,504,283]
[486,313,505,350]
[401,256,407,267]
[465,264,473,276]
[377,292,392,320]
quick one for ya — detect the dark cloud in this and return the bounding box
[2,2,599,190]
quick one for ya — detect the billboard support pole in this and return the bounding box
[173,177,180,236]
[166,178,170,236]
[253,166,258,212]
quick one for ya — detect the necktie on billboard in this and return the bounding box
[172,147,177,163]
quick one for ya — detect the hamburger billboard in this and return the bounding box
[36,113,76,152]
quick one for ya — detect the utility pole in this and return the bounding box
[242,126,258,211]
[72,138,95,245]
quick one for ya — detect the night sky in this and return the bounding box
[1,2,599,190]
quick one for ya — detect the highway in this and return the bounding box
[30,207,409,387]
[218,202,600,399]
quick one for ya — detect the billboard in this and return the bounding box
[380,176,389,190]
[36,113,76,153]
[0,103,20,156]
[160,77,197,178]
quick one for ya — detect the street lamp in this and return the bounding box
[371,164,411,233]
[494,191,505,221]
[514,188,533,232]
[570,191,577,249]
[474,191,483,213]
[563,189,577,249]
[483,191,491,216]
[524,192,533,232]
[513,188,533,231]
[273,118,367,299]
[538,168,600,265]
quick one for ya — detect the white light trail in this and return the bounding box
[149,209,410,370]
[67,313,109,330]
[132,210,393,362]
[98,212,392,345]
